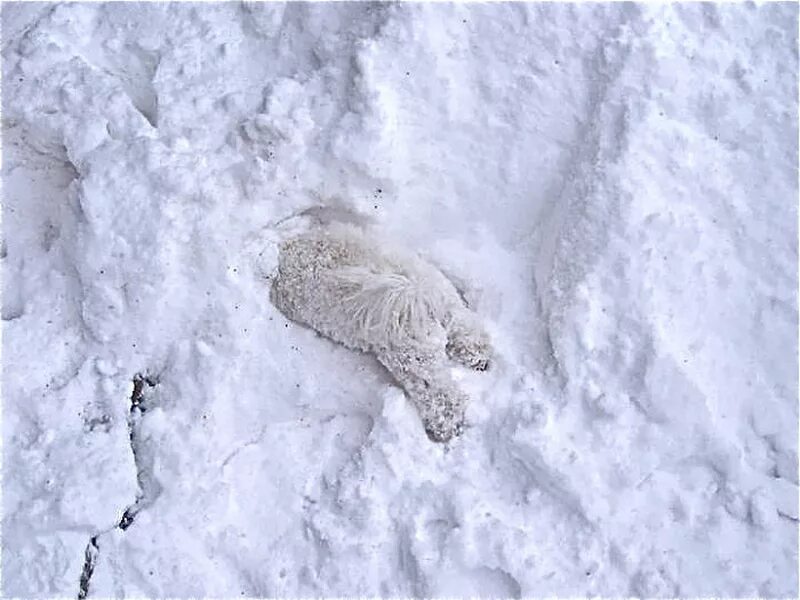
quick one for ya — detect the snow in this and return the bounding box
[2,1,797,597]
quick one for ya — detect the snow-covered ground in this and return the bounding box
[2,1,797,597]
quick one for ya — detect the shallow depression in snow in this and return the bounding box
[2,2,797,597]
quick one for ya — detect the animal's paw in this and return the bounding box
[446,322,492,371]
[419,388,467,443]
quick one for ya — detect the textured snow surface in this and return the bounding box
[2,2,797,597]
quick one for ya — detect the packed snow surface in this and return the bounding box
[2,2,797,597]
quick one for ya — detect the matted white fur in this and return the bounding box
[330,265,452,345]
[270,224,492,442]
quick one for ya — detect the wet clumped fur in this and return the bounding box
[270,224,492,442]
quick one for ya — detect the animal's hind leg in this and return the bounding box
[377,340,467,442]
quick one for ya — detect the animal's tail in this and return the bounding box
[329,266,450,345]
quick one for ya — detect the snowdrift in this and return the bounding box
[2,2,797,597]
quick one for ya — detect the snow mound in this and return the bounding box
[2,2,797,597]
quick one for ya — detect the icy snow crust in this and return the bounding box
[2,2,797,597]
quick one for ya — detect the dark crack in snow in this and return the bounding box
[118,373,161,531]
[77,536,98,600]
[75,373,161,598]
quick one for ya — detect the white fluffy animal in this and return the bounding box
[270,225,492,442]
